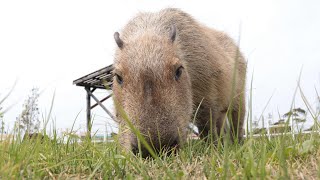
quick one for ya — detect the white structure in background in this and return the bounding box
[247,107,320,139]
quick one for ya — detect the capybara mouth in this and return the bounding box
[131,138,180,158]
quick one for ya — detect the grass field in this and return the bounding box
[1,75,319,179]
[1,130,320,179]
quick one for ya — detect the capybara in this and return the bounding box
[112,8,246,155]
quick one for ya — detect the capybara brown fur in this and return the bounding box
[112,8,246,155]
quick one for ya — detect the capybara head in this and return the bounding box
[112,26,193,155]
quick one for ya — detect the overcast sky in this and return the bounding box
[0,0,319,134]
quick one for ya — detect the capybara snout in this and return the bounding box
[130,134,181,157]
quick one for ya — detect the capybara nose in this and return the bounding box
[130,142,152,158]
[131,143,139,155]
[168,139,179,148]
[130,136,180,158]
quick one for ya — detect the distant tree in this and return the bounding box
[16,88,40,134]
[284,108,307,123]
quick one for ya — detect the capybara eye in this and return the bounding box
[175,66,183,80]
[115,74,123,85]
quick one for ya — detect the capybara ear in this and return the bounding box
[169,25,176,42]
[114,32,124,49]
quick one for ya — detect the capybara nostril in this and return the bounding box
[130,142,138,155]
[169,139,179,148]
[130,142,153,158]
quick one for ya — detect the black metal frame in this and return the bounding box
[73,64,115,137]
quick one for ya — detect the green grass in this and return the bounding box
[1,74,320,179]
[1,131,320,179]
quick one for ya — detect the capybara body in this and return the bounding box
[112,8,246,155]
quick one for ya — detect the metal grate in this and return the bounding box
[73,64,114,89]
